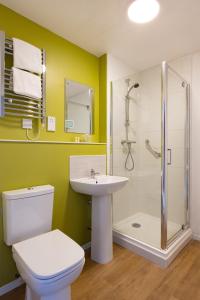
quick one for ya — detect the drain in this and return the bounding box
[131,222,141,228]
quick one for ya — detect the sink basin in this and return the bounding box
[70,175,128,196]
[70,174,128,264]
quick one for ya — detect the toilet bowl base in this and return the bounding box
[25,285,71,300]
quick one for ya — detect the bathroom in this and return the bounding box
[0,0,200,299]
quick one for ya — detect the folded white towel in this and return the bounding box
[13,38,42,74]
[13,67,42,99]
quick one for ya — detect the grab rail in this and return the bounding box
[145,139,161,159]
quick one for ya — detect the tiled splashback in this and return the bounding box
[69,155,106,179]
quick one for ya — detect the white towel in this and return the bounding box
[13,67,42,99]
[13,38,42,74]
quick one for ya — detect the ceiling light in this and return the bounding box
[128,0,160,24]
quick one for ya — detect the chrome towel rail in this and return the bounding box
[0,31,46,125]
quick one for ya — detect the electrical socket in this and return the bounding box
[22,119,32,129]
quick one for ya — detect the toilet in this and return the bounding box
[2,185,85,300]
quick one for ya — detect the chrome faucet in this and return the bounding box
[90,168,100,179]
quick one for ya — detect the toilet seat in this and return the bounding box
[12,229,85,280]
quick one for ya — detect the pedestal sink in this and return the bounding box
[70,175,128,264]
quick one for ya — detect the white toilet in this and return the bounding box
[2,185,85,300]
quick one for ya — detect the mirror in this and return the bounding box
[64,80,93,134]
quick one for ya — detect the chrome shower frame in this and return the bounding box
[110,61,191,252]
[161,61,190,249]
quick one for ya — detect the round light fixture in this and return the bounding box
[128,0,160,24]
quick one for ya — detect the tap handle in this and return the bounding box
[90,169,100,176]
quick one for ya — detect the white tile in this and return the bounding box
[69,155,106,179]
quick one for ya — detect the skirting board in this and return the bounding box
[192,233,200,241]
[82,241,91,250]
[0,241,91,296]
[0,277,24,296]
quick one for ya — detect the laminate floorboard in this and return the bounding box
[2,241,200,300]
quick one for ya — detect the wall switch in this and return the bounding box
[47,116,56,132]
[22,119,32,129]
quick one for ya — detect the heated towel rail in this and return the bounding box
[0,31,46,125]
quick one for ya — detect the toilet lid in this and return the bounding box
[12,229,85,280]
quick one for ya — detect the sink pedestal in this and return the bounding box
[70,174,128,264]
[91,195,113,264]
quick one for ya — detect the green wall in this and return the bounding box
[0,4,106,287]
[99,54,107,142]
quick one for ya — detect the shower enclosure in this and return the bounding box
[111,61,192,266]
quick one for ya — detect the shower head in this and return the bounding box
[133,83,139,88]
[126,82,140,97]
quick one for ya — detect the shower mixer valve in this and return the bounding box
[121,140,136,145]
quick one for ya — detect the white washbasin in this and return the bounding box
[70,175,128,196]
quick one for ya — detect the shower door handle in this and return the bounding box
[168,148,172,165]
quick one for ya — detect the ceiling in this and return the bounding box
[1,0,200,70]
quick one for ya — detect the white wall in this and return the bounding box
[111,65,162,223]
[106,55,136,222]
[106,54,135,173]
[190,53,200,239]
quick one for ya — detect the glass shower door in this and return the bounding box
[161,62,190,248]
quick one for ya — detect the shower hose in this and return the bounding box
[125,142,134,171]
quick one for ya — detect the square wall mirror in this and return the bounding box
[64,79,93,134]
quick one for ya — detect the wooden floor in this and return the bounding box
[2,241,200,300]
